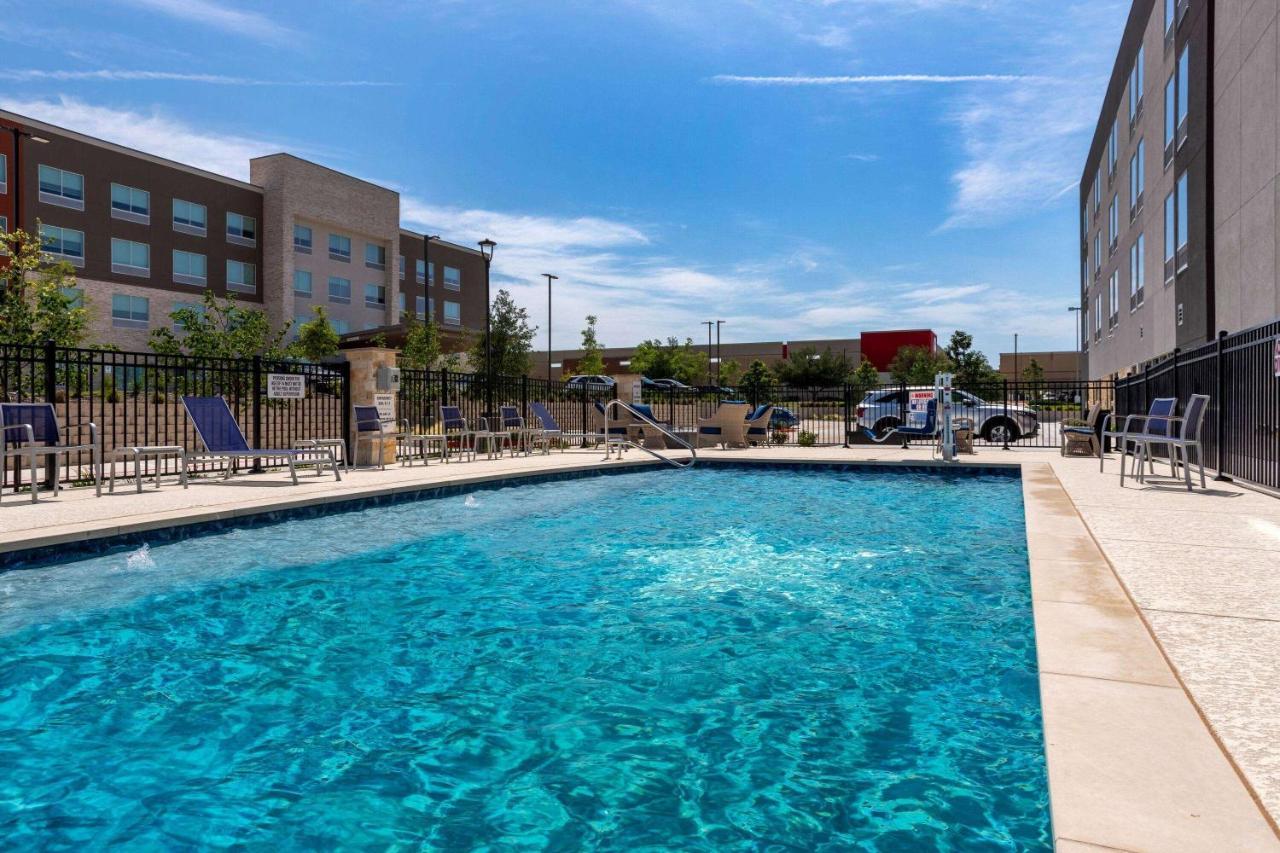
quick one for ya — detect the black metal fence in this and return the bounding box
[2,341,350,488]
[1115,318,1280,492]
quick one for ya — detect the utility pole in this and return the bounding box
[702,321,714,387]
[715,320,725,386]
[543,274,558,380]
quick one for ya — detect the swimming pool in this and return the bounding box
[0,465,1049,848]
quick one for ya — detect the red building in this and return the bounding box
[857,329,938,372]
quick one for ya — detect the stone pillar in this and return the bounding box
[613,373,645,404]
[343,346,399,466]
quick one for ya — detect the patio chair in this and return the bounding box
[500,405,534,456]
[353,404,396,470]
[696,402,751,449]
[745,404,775,447]
[528,402,597,452]
[181,396,341,484]
[440,406,478,462]
[861,399,939,449]
[1101,397,1176,485]
[1,402,101,504]
[1134,394,1210,491]
[1061,403,1103,457]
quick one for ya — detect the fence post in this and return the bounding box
[1002,379,1011,450]
[1142,361,1150,413]
[521,374,529,419]
[1213,330,1231,482]
[251,355,264,472]
[580,383,588,447]
[42,339,57,487]
[1171,347,1181,405]
[842,384,851,447]
[341,360,353,461]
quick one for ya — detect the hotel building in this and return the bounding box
[1081,0,1280,379]
[0,109,487,351]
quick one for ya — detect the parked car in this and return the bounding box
[856,387,1040,443]
[565,374,616,391]
[648,377,692,390]
[770,406,800,429]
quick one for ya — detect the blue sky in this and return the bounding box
[0,0,1129,359]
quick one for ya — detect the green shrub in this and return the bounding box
[797,430,817,447]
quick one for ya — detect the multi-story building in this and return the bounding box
[1081,0,1280,379]
[0,110,487,350]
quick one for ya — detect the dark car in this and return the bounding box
[769,406,799,429]
[648,378,692,390]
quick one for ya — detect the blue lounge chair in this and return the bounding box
[440,405,477,462]
[1,402,101,503]
[353,404,394,470]
[529,402,596,450]
[1133,394,1210,490]
[182,396,341,483]
[746,404,775,447]
[1101,397,1176,485]
[862,399,938,448]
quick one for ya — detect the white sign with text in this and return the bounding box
[374,393,396,421]
[267,374,305,399]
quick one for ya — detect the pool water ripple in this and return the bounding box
[0,467,1048,849]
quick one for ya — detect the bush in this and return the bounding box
[771,428,790,444]
[797,430,817,447]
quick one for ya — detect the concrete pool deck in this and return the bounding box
[1,444,1277,850]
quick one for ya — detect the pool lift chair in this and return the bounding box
[860,373,959,461]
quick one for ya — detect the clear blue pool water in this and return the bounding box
[0,466,1048,849]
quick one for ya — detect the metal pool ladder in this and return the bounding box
[601,399,697,468]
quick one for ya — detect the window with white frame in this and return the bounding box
[227,259,256,293]
[294,269,313,297]
[1082,303,1089,351]
[1130,140,1145,220]
[332,317,350,335]
[328,275,351,304]
[39,224,84,263]
[1164,189,1176,281]
[172,301,205,332]
[111,294,149,328]
[1129,45,1144,125]
[38,165,84,210]
[0,153,7,194]
[1107,121,1118,177]
[1176,170,1189,271]
[1092,172,1100,214]
[110,183,150,222]
[398,255,405,279]
[443,266,460,289]
[173,198,207,234]
[111,238,150,276]
[1094,294,1102,341]
[443,300,460,324]
[416,295,426,317]
[172,249,207,286]
[364,243,386,269]
[226,212,256,245]
[1108,197,1119,250]
[1176,46,1189,147]
[364,283,386,308]
[1130,233,1145,310]
[1108,271,1119,329]
[0,215,8,236]
[428,296,435,317]
[1094,232,1101,273]
[1165,0,1175,33]
[329,233,351,261]
[416,258,427,284]
[294,224,312,252]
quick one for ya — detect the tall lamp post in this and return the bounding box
[702,321,714,387]
[543,273,558,381]
[1013,333,1019,391]
[423,234,439,309]
[1068,305,1083,406]
[478,238,496,417]
[5,124,50,232]
[715,320,726,386]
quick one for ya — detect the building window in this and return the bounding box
[398,255,405,279]
[172,301,205,332]
[1129,140,1145,219]
[328,275,351,304]
[1094,294,1102,342]
[1128,45,1144,127]
[294,269,313,297]
[37,165,84,210]
[1130,233,1145,310]
[111,238,150,277]
[416,295,426,317]
[364,283,386,308]
[443,300,461,325]
[172,249,207,286]
[429,296,435,317]
[332,318,350,335]
[1176,46,1189,149]
[1108,197,1118,251]
[39,224,85,265]
[1165,0,1175,34]
[443,266,461,290]
[109,183,150,223]
[1108,271,1119,329]
[1175,171,1189,272]
[1082,304,1089,352]
[60,287,84,308]
[1093,232,1101,274]
[226,212,256,246]
[416,259,427,284]
[111,294,149,328]
[1107,120,1117,178]
[227,259,256,293]
[365,243,386,270]
[1164,190,1176,282]
[0,153,7,195]
[329,233,351,261]
[172,199,207,235]
[1092,173,1100,215]
[294,224,312,253]
[0,215,8,235]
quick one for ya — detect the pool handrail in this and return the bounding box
[601,399,696,468]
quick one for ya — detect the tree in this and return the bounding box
[738,359,773,402]
[0,225,89,347]
[772,346,856,388]
[148,289,290,359]
[469,289,536,378]
[849,357,882,400]
[400,313,441,370]
[576,315,606,375]
[718,358,743,387]
[288,306,339,362]
[1022,358,1046,400]
[943,330,1002,391]
[629,337,708,385]
[888,345,954,385]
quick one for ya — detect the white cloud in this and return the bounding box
[113,0,296,45]
[0,69,392,87]
[842,153,880,162]
[711,73,1046,86]
[0,95,279,180]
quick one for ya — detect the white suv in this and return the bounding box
[856,387,1040,443]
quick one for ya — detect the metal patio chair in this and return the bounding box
[1061,403,1102,457]
[1101,397,1176,485]
[182,396,341,484]
[1133,394,1210,491]
[1,403,101,504]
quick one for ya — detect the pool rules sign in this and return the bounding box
[267,374,306,399]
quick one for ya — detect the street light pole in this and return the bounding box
[1068,306,1082,384]
[478,238,496,417]
[702,321,713,387]
[715,320,725,386]
[543,273,558,381]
